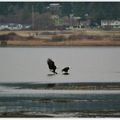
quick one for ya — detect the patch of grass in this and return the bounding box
[52,35,66,41]
[0,30,120,46]
[41,31,57,35]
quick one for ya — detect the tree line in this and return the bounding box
[0,2,119,28]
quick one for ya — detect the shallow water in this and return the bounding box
[0,89,120,117]
[0,47,120,117]
[0,47,120,83]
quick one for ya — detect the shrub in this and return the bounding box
[7,32,17,36]
[1,41,7,46]
[41,31,57,35]
[68,34,85,40]
[52,35,66,41]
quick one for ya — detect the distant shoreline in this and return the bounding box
[0,29,120,47]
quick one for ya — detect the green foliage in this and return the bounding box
[52,35,66,41]
[0,2,119,24]
[61,3,73,16]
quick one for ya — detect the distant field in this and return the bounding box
[0,29,120,46]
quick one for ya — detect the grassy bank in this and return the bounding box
[0,29,120,46]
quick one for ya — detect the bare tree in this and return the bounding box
[34,12,55,30]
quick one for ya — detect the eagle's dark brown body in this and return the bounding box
[62,67,70,73]
[47,58,57,74]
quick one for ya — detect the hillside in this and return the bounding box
[0,2,120,25]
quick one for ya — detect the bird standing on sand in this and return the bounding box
[47,58,57,74]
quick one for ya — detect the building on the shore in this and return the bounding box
[0,23,23,30]
[0,23,31,30]
[23,24,32,30]
[79,19,91,28]
[66,17,91,30]
[45,3,92,30]
[101,20,120,28]
[69,15,81,28]
[46,3,61,15]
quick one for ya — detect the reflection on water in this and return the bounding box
[62,73,70,75]
[47,73,57,77]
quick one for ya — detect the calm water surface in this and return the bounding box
[0,47,120,83]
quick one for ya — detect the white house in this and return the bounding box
[0,23,31,30]
[0,23,23,30]
[0,24,9,30]
[23,24,31,29]
[101,20,120,28]
[8,23,23,30]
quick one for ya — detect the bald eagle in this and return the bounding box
[47,58,57,74]
[62,67,70,74]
